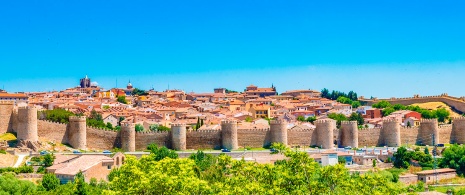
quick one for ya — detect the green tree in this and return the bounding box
[132,88,148,96]
[135,124,144,132]
[382,107,396,116]
[41,109,75,123]
[372,100,392,108]
[117,96,127,104]
[321,88,330,99]
[296,115,306,122]
[41,173,60,191]
[106,122,113,130]
[147,144,178,161]
[424,147,429,155]
[245,116,253,122]
[351,101,361,108]
[306,116,317,123]
[433,108,450,123]
[373,159,377,167]
[349,112,364,125]
[439,144,465,175]
[43,153,55,167]
[338,156,346,164]
[327,113,348,127]
[75,171,88,195]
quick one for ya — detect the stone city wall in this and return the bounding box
[237,128,270,148]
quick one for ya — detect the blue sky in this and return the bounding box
[1,1,465,98]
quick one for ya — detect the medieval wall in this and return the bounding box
[0,101,14,134]
[358,128,382,147]
[237,129,270,148]
[288,129,315,146]
[362,95,465,113]
[135,131,170,151]
[439,125,452,144]
[86,127,120,150]
[37,120,68,144]
[399,127,419,146]
[186,130,221,150]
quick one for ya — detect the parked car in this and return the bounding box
[221,148,231,152]
[344,146,352,150]
[40,151,49,155]
[73,150,82,154]
[270,148,277,152]
[103,150,112,154]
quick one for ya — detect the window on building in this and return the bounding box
[107,165,112,169]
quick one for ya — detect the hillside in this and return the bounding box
[411,102,462,118]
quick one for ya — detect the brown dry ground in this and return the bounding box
[411,102,462,118]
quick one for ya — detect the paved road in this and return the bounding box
[13,154,27,168]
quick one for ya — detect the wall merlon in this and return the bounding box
[0,101,14,105]
[270,119,287,124]
[341,121,358,125]
[421,119,438,123]
[171,123,186,127]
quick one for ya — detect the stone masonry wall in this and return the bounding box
[358,128,382,147]
[86,127,120,150]
[288,129,315,147]
[237,129,270,148]
[135,132,170,151]
[186,130,221,150]
[37,120,68,144]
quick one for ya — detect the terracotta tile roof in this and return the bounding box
[50,155,114,176]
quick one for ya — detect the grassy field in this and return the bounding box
[411,102,462,118]
[0,133,17,141]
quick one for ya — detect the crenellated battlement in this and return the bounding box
[341,121,358,125]
[135,131,169,135]
[314,119,335,124]
[421,118,438,123]
[270,119,287,124]
[0,101,14,105]
[221,120,237,124]
[121,122,135,127]
[69,116,86,121]
[452,117,465,122]
[359,127,382,131]
[171,123,186,127]
[400,126,419,130]
[238,128,270,132]
[18,106,36,110]
[439,124,452,129]
[383,119,398,123]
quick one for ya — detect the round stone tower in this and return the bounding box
[270,119,288,146]
[171,123,187,151]
[17,106,38,142]
[0,101,14,134]
[121,122,135,152]
[340,121,358,148]
[419,119,439,146]
[221,120,238,150]
[315,119,335,149]
[452,117,465,144]
[382,119,401,147]
[69,116,87,150]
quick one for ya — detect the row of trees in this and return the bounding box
[321,88,359,101]
[393,147,434,169]
[105,143,406,194]
[372,101,450,122]
[327,112,365,127]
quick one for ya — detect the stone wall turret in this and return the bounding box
[382,119,401,147]
[171,123,187,150]
[17,106,38,142]
[419,119,439,146]
[69,116,87,150]
[121,122,135,152]
[0,101,14,134]
[221,120,238,150]
[452,117,465,144]
[270,119,288,146]
[340,121,358,148]
[315,119,335,149]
